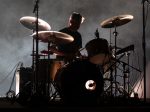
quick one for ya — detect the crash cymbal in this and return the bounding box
[31,31,74,44]
[20,16,51,31]
[101,14,134,28]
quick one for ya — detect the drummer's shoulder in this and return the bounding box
[59,27,69,32]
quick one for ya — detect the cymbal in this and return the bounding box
[41,50,53,55]
[100,14,134,28]
[31,31,74,44]
[41,48,64,56]
[20,16,51,31]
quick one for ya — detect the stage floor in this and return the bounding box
[0,97,150,112]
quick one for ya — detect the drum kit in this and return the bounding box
[19,14,135,103]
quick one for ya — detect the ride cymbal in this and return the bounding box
[101,14,134,28]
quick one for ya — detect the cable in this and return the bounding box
[0,63,19,85]
[6,62,23,98]
[8,62,23,91]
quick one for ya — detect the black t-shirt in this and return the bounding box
[57,27,82,61]
[55,59,104,105]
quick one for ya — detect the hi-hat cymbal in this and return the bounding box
[100,14,134,28]
[31,31,74,44]
[20,16,51,31]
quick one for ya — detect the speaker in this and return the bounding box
[16,67,32,105]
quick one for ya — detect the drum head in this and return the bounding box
[54,59,104,105]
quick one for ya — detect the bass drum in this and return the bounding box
[54,59,104,105]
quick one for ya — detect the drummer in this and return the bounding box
[85,38,111,72]
[54,37,111,105]
[56,12,84,63]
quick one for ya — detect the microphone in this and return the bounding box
[95,28,100,38]
[33,0,40,13]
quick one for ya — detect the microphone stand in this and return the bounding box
[32,0,40,96]
[142,0,147,102]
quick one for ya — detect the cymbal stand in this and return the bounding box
[104,54,125,97]
[45,41,52,98]
[119,58,142,97]
[109,66,114,97]
[122,52,130,98]
[113,25,118,97]
[31,31,36,94]
[126,52,130,97]
[32,0,40,96]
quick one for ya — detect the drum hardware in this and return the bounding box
[40,50,54,56]
[105,54,142,98]
[31,31,73,100]
[20,5,74,100]
[32,30,74,96]
[19,15,51,72]
[40,48,65,56]
[122,60,130,98]
[100,14,134,97]
[20,15,51,95]
[100,14,134,28]
[119,54,141,98]
[103,53,125,97]
[104,81,127,97]
[19,1,50,101]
